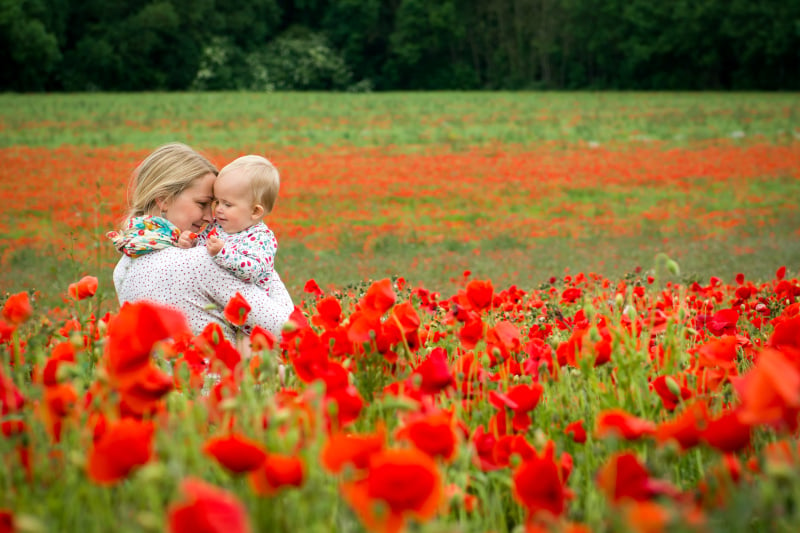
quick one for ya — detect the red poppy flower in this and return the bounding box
[282,306,310,341]
[312,296,342,330]
[696,336,739,370]
[458,317,484,349]
[560,287,582,304]
[769,316,800,352]
[624,501,671,533]
[522,338,555,378]
[655,402,708,451]
[396,411,458,462]
[248,453,305,496]
[210,338,242,373]
[204,434,268,474]
[250,325,276,351]
[493,434,535,468]
[44,382,78,418]
[700,408,752,453]
[705,308,739,336]
[0,510,12,533]
[486,320,521,362]
[512,440,570,517]
[596,452,677,503]
[341,448,442,533]
[734,347,800,430]
[168,478,250,533]
[321,427,386,473]
[565,420,587,444]
[303,278,324,297]
[360,279,396,317]
[104,301,191,386]
[596,409,655,440]
[87,417,154,485]
[2,292,32,325]
[325,385,364,429]
[465,279,494,311]
[224,292,251,326]
[505,383,544,431]
[391,301,421,334]
[1,371,25,435]
[347,311,382,344]
[118,363,174,415]
[68,275,99,300]
[651,375,692,411]
[0,320,13,343]
[42,341,77,386]
[412,347,455,395]
[471,426,500,472]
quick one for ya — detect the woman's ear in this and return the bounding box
[155,196,169,212]
[252,204,265,220]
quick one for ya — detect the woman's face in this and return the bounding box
[162,172,216,233]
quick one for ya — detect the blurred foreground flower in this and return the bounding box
[342,447,442,533]
[168,478,250,533]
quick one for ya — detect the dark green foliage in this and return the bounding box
[1,0,798,91]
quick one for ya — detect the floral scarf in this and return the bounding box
[106,215,181,257]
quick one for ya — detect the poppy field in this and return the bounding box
[1,92,800,532]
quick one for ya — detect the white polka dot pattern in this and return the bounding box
[113,246,294,339]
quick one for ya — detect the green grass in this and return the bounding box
[1,92,798,150]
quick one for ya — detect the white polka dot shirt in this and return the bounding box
[113,246,294,339]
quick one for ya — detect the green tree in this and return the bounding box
[387,0,477,89]
[322,0,385,89]
[0,0,61,91]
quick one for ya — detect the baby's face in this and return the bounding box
[213,169,259,234]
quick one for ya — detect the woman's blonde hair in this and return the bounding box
[219,155,280,214]
[126,142,218,224]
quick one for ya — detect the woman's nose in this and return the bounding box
[202,205,213,222]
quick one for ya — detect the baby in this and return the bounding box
[179,155,280,293]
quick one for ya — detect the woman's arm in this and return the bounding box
[212,230,275,285]
[197,251,293,335]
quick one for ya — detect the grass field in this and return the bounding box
[1,92,799,308]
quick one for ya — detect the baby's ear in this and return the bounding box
[252,204,265,219]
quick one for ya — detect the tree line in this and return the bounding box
[2,0,798,92]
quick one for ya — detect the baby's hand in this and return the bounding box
[178,231,198,249]
[206,235,224,256]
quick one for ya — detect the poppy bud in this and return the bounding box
[12,514,45,533]
[135,512,160,531]
[664,376,682,398]
[69,332,84,348]
[218,398,238,412]
[666,260,680,276]
[136,462,165,483]
[615,293,624,308]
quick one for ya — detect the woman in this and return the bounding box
[109,142,294,339]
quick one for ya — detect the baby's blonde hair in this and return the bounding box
[219,155,280,214]
[126,142,218,224]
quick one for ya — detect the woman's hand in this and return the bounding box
[206,235,224,256]
[177,231,198,249]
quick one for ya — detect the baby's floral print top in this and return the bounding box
[197,221,277,293]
